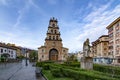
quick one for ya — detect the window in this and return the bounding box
[52,24,55,27]
[53,36,55,40]
[109,46,113,49]
[55,30,57,34]
[56,36,58,40]
[94,58,96,61]
[5,50,6,52]
[116,32,119,37]
[116,39,119,44]
[63,50,65,52]
[42,55,44,58]
[11,55,13,57]
[51,30,53,33]
[104,43,107,45]
[49,36,51,39]
[42,49,44,52]
[118,58,120,63]
[104,48,107,50]
[108,52,111,55]
[104,53,106,56]
[116,50,119,54]
[108,27,113,32]
[1,49,3,53]
[109,33,113,38]
[11,51,13,54]
[116,23,119,27]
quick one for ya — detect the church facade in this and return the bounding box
[38,18,68,61]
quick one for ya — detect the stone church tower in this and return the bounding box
[38,17,68,61]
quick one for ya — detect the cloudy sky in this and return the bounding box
[0,0,120,52]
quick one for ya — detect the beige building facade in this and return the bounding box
[92,35,109,57]
[106,17,120,63]
[38,18,68,61]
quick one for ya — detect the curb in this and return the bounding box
[41,72,48,80]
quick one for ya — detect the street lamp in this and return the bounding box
[25,50,28,66]
[0,54,1,62]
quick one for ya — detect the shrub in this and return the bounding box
[63,62,120,77]
[50,64,118,80]
[43,64,50,70]
[36,62,43,67]
[63,61,80,67]
[51,69,63,77]
[37,62,119,80]
[60,68,118,80]
[93,64,120,76]
[0,57,5,62]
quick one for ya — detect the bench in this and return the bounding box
[35,67,42,77]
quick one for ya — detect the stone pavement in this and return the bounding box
[0,60,46,80]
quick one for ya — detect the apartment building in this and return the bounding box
[92,35,111,64]
[106,17,120,64]
[0,43,17,59]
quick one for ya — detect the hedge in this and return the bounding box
[93,64,120,76]
[63,62,120,77]
[51,67,118,80]
[36,62,120,80]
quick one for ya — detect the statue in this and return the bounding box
[83,38,91,57]
[81,38,93,70]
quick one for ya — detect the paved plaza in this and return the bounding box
[0,60,45,80]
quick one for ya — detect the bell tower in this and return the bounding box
[38,17,68,61]
[45,17,62,41]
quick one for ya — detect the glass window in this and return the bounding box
[104,43,107,45]
[42,49,44,52]
[49,36,51,39]
[108,27,113,32]
[63,50,65,52]
[51,30,53,33]
[104,48,107,50]
[55,30,56,34]
[11,51,13,54]
[11,55,13,57]
[109,33,113,38]
[56,36,58,40]
[53,36,55,40]
[42,55,44,58]
[5,50,6,52]
[1,49,3,53]
[52,24,55,27]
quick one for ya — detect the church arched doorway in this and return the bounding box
[49,49,58,61]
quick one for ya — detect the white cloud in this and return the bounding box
[0,0,120,53]
[61,3,120,52]
[13,0,31,28]
[0,0,46,50]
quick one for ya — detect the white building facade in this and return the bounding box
[0,45,17,59]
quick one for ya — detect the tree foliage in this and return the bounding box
[66,54,77,62]
[29,50,38,61]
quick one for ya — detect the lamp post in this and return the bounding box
[25,50,28,66]
[0,54,1,62]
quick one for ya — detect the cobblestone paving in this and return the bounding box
[0,60,46,80]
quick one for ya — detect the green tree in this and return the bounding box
[1,53,10,62]
[29,50,38,61]
[67,54,77,62]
